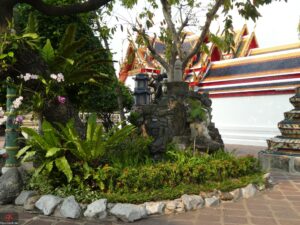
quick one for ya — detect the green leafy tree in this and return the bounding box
[74,81,134,130]
[13,1,132,125]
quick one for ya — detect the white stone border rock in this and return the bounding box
[15,173,273,222]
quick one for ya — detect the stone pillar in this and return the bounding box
[173,59,183,82]
[2,86,20,174]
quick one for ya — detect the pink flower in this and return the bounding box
[15,115,24,125]
[57,96,66,104]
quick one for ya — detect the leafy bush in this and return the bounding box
[26,148,262,202]
[17,114,138,184]
[187,98,207,121]
[20,115,262,203]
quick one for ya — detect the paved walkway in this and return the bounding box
[0,171,299,225]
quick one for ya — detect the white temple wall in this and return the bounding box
[211,94,294,147]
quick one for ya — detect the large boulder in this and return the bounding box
[181,194,204,211]
[0,168,23,204]
[145,202,165,215]
[230,188,242,201]
[110,203,147,222]
[83,199,107,219]
[60,196,81,219]
[241,184,257,199]
[35,195,62,215]
[15,190,37,206]
[205,196,220,207]
[24,195,40,211]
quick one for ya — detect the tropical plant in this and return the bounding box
[17,114,136,183]
[40,24,111,84]
[0,20,39,74]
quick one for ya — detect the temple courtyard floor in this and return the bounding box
[2,144,300,225]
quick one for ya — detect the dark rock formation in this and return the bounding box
[131,81,223,158]
[0,168,23,204]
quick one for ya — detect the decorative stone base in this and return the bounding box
[259,150,300,174]
[267,137,300,152]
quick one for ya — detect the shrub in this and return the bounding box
[17,114,139,184]
[26,148,262,202]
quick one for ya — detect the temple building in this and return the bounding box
[119,25,300,147]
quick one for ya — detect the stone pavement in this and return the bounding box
[0,171,299,225]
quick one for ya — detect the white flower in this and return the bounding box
[31,74,39,79]
[23,73,31,81]
[12,96,23,109]
[50,74,57,80]
[19,74,24,79]
[56,73,64,82]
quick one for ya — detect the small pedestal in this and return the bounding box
[259,151,300,174]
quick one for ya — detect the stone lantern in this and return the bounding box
[133,74,151,105]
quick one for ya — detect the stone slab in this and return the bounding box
[259,151,300,174]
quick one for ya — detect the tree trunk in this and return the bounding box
[94,12,126,123]
[0,0,17,33]
[43,98,86,138]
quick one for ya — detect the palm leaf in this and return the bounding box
[16,145,32,158]
[45,147,62,158]
[45,160,54,173]
[42,120,61,147]
[55,156,73,182]
[21,127,49,150]
[86,113,97,142]
[21,151,36,162]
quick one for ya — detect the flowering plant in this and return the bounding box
[10,72,67,124]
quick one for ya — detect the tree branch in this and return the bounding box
[178,15,189,35]
[182,0,225,69]
[133,27,169,71]
[160,0,183,60]
[20,0,112,16]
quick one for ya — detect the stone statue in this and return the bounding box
[149,73,167,103]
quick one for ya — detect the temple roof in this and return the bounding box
[198,48,300,98]
[119,25,258,83]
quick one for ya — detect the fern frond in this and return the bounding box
[24,13,38,34]
[58,24,77,53]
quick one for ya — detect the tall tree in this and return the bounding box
[124,0,287,80]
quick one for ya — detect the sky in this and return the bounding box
[105,0,300,74]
